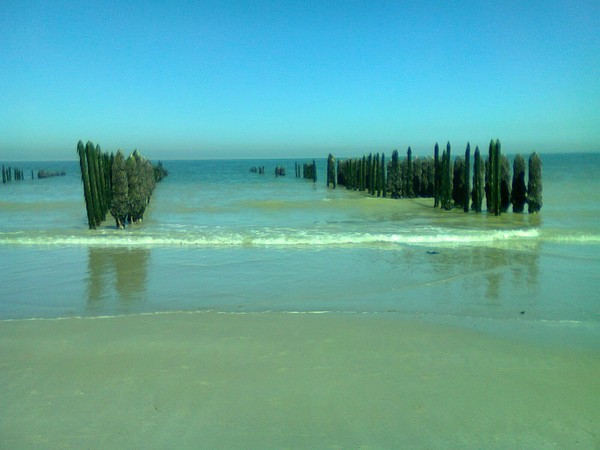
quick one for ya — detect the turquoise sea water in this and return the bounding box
[1,154,599,348]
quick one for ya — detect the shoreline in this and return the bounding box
[1,311,598,448]
[3,308,599,353]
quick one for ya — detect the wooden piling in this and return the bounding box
[464,143,471,212]
[511,154,527,213]
[472,146,484,213]
[528,152,543,213]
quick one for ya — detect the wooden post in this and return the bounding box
[486,140,494,214]
[500,154,511,213]
[472,146,484,213]
[493,139,501,216]
[78,141,96,229]
[527,152,543,213]
[453,156,464,209]
[464,143,470,212]
[511,154,527,213]
[406,147,414,198]
[381,152,386,198]
[433,143,440,207]
[441,142,452,210]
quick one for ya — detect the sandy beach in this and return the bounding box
[1,311,598,448]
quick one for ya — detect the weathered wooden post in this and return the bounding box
[486,140,494,214]
[373,153,379,197]
[500,154,511,213]
[85,141,102,225]
[110,150,129,229]
[77,141,96,229]
[406,147,414,198]
[464,143,471,212]
[511,154,527,212]
[493,139,501,216]
[472,146,484,213]
[390,150,399,198]
[312,160,317,183]
[442,142,453,210]
[380,152,386,198]
[433,143,440,207]
[453,156,465,209]
[528,152,543,213]
[359,155,367,192]
[364,154,369,194]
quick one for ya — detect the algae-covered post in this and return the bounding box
[511,154,527,213]
[389,150,400,198]
[452,156,465,209]
[485,140,494,214]
[364,154,370,194]
[433,143,440,207]
[500,154,511,213]
[380,153,386,198]
[374,153,381,197]
[327,153,336,188]
[441,142,453,210]
[528,152,543,213]
[493,139,502,216]
[405,147,414,198]
[464,143,471,212]
[110,150,129,229]
[85,141,102,225]
[472,146,484,213]
[77,141,96,229]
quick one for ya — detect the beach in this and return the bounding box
[1,311,599,448]
[1,156,599,447]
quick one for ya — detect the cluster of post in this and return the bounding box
[333,140,543,214]
[298,160,317,182]
[335,152,390,197]
[1,165,27,183]
[37,170,66,178]
[77,140,168,230]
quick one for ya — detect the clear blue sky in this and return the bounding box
[1,0,598,160]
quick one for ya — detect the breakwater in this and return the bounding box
[1,165,27,183]
[332,140,542,214]
[76,140,168,229]
[37,170,66,179]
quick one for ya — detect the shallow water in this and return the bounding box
[1,155,599,344]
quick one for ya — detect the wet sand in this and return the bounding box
[1,311,598,448]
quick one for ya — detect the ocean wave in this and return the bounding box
[0,227,543,249]
[543,234,600,244]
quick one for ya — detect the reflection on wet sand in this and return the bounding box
[86,248,149,313]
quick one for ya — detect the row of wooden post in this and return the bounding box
[297,160,317,182]
[1,165,28,183]
[335,152,389,197]
[331,140,543,214]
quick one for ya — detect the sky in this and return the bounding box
[1,0,599,161]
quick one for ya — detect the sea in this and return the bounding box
[2,153,600,447]
[1,153,599,347]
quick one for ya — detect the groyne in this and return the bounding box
[1,165,27,183]
[330,141,542,214]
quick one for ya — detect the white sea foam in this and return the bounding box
[0,227,544,248]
